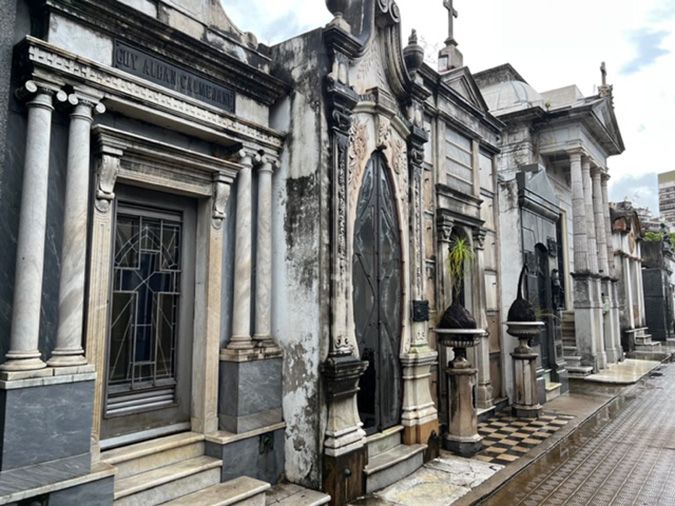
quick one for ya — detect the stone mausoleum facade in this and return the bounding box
[0,0,633,505]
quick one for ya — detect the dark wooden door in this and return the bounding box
[353,153,402,435]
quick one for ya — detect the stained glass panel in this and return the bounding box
[107,209,182,400]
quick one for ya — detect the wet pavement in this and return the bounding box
[480,362,675,505]
[350,357,669,506]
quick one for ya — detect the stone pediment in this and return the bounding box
[441,67,490,113]
[590,97,624,154]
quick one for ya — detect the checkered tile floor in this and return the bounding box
[473,411,575,466]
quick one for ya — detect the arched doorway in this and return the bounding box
[353,152,402,435]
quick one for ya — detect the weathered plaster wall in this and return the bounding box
[270,29,329,488]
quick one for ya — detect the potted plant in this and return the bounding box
[437,235,479,345]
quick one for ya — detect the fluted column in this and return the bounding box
[570,152,589,273]
[228,151,255,350]
[49,95,105,367]
[253,157,276,349]
[1,82,60,372]
[582,159,599,274]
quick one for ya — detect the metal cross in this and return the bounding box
[600,61,607,86]
[443,0,458,43]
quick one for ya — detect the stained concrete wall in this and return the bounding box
[270,29,330,488]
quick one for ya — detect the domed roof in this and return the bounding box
[480,79,545,114]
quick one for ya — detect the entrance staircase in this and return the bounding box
[101,432,330,505]
[561,311,593,378]
[363,425,426,494]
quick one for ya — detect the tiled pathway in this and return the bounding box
[474,411,575,466]
[483,364,675,505]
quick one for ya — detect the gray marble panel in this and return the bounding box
[0,106,26,363]
[206,428,284,485]
[0,380,94,471]
[219,408,282,434]
[0,454,90,497]
[219,358,282,418]
[49,475,114,506]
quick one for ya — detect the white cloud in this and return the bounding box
[223,0,675,184]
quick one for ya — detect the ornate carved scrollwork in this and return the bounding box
[95,154,120,213]
[211,177,230,229]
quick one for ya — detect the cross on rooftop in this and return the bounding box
[443,0,458,44]
[601,62,607,86]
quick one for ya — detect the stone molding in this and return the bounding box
[19,37,284,151]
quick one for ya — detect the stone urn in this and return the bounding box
[434,300,484,456]
[326,0,352,29]
[403,30,425,75]
[504,265,544,418]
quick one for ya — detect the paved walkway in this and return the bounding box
[482,362,675,505]
[350,357,665,506]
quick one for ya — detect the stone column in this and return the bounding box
[569,151,597,370]
[472,228,493,410]
[570,152,589,273]
[592,167,618,364]
[602,173,623,360]
[253,157,277,350]
[592,168,609,276]
[228,151,255,350]
[1,82,60,372]
[583,159,606,369]
[49,95,105,367]
[582,159,599,274]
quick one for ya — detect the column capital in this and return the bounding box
[568,149,584,164]
[437,215,454,243]
[66,93,106,114]
[235,149,255,167]
[15,80,64,103]
[254,155,279,173]
[472,228,487,250]
[590,165,605,178]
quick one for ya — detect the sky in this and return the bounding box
[222,0,675,215]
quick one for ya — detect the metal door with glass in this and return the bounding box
[102,187,195,443]
[353,153,402,435]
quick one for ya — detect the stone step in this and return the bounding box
[636,341,662,351]
[567,366,593,378]
[366,425,403,458]
[162,475,270,506]
[266,482,331,506]
[363,444,426,494]
[545,381,562,402]
[102,431,205,479]
[114,455,222,506]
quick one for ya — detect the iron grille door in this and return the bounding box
[353,153,402,434]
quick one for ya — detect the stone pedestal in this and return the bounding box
[400,350,439,452]
[218,350,283,433]
[436,329,483,457]
[0,370,95,472]
[506,322,544,419]
[321,354,368,506]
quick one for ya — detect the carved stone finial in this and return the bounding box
[326,0,352,31]
[403,29,425,75]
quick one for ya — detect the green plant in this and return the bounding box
[446,235,475,300]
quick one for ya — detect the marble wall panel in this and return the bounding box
[220,358,282,415]
[0,380,94,470]
[206,428,285,485]
[49,476,114,506]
